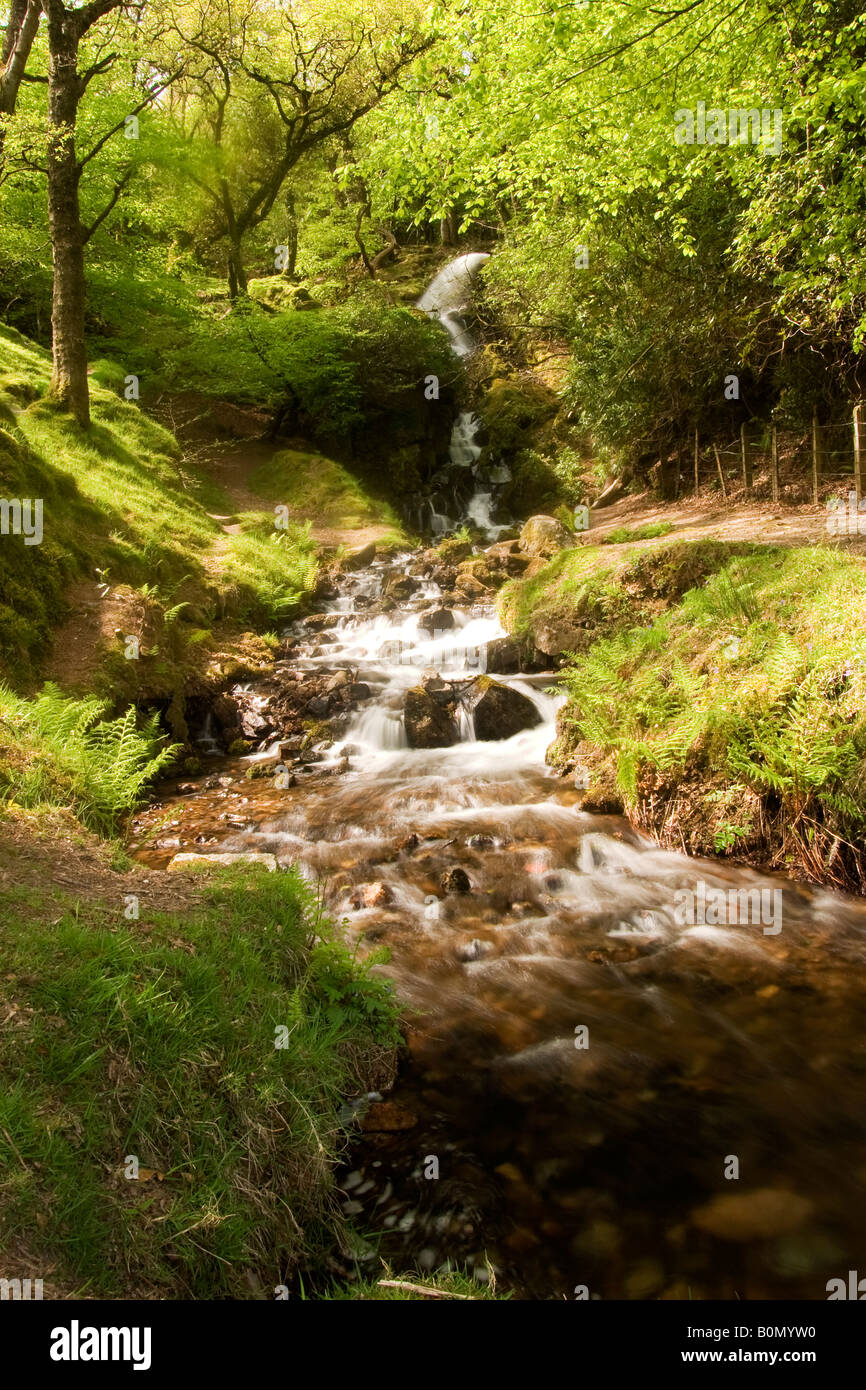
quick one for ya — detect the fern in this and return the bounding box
[0,683,179,833]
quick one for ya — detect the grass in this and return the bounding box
[222,514,319,625]
[0,327,325,684]
[249,448,408,538]
[504,538,866,889]
[0,862,401,1299]
[599,521,674,544]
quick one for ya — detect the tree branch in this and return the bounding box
[81,165,132,242]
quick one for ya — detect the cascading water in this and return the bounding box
[416,253,511,539]
[133,534,866,1300]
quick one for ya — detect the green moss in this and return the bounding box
[249,449,407,538]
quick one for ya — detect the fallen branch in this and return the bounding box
[377,1279,472,1300]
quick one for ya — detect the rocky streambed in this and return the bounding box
[130,529,866,1302]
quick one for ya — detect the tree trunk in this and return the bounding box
[46,5,89,426]
[2,0,28,66]
[284,189,298,279]
[0,0,42,161]
[227,236,248,299]
[440,210,457,247]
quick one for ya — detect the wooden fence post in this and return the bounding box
[771,425,779,504]
[740,422,752,494]
[811,412,820,506]
[694,428,699,494]
[855,404,863,503]
[713,444,728,503]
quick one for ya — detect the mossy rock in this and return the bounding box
[0,373,39,403]
[248,276,321,311]
[479,376,557,454]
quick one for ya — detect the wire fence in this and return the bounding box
[672,406,865,505]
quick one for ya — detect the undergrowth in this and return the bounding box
[0,682,178,834]
[0,863,401,1298]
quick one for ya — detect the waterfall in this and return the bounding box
[417,254,511,540]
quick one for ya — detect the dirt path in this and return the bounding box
[586,490,866,553]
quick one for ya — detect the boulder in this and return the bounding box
[485,541,531,575]
[530,614,585,659]
[441,867,471,893]
[168,852,277,872]
[403,686,459,748]
[211,693,241,733]
[519,515,575,558]
[463,675,542,741]
[422,606,455,632]
[340,541,376,570]
[484,636,524,675]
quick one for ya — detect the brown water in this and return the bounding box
[132,549,866,1300]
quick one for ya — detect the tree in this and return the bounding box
[170,0,436,298]
[0,0,43,161]
[41,0,181,425]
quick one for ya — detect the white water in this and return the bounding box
[295,552,559,772]
[416,252,510,539]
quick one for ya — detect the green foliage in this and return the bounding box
[0,864,401,1298]
[601,523,675,545]
[307,940,402,1044]
[0,683,179,833]
[551,543,866,876]
[223,518,319,625]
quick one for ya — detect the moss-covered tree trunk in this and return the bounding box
[44,0,123,428]
[46,4,89,425]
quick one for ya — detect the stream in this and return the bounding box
[130,257,866,1301]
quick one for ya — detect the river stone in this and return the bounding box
[519,515,575,558]
[422,606,455,632]
[484,636,524,674]
[168,852,278,872]
[690,1188,814,1241]
[530,614,585,659]
[352,881,392,908]
[385,574,420,601]
[441,867,471,893]
[404,686,459,748]
[463,675,542,741]
[340,541,376,570]
[361,1100,418,1132]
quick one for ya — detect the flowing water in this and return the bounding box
[131,259,866,1300]
[414,251,511,538]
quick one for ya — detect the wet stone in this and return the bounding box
[441,868,472,894]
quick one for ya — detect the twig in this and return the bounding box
[377,1280,472,1299]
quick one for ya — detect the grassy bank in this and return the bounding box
[501,539,866,891]
[0,825,401,1299]
[0,325,320,688]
